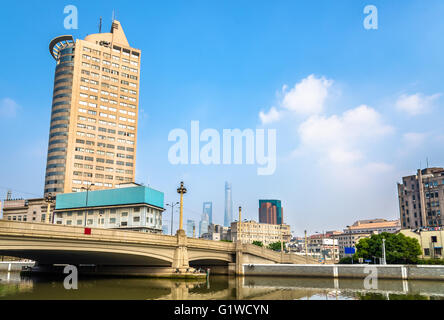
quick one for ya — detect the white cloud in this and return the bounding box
[297,105,394,164]
[282,74,333,115]
[0,98,20,117]
[259,106,280,124]
[395,93,440,116]
[257,74,333,124]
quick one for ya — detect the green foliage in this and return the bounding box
[418,258,444,265]
[219,239,232,243]
[354,232,422,264]
[338,256,359,264]
[252,241,264,247]
[268,241,285,251]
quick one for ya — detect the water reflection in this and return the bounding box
[1,272,444,300]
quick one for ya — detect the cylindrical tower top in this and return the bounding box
[49,35,74,60]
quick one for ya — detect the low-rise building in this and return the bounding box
[201,223,230,241]
[2,198,53,223]
[230,220,291,246]
[400,227,444,260]
[333,219,400,258]
[54,183,165,233]
[307,233,339,261]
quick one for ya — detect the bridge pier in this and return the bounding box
[172,229,195,275]
[235,241,244,276]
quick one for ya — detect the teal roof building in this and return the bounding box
[56,185,164,210]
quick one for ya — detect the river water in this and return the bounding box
[1,271,444,300]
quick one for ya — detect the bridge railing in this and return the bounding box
[0,220,177,246]
[242,243,319,264]
[186,237,236,252]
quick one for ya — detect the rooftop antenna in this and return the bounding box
[112,10,115,22]
[99,17,102,33]
[426,157,429,169]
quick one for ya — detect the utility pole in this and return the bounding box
[81,183,94,227]
[176,181,187,231]
[280,224,284,262]
[166,202,179,235]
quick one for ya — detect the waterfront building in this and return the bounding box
[397,167,444,229]
[224,182,232,227]
[230,220,291,246]
[259,200,283,224]
[54,183,164,233]
[400,227,444,260]
[306,233,339,261]
[333,219,400,258]
[44,20,141,197]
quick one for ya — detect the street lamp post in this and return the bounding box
[81,183,95,227]
[176,181,187,231]
[44,193,55,224]
[166,202,179,235]
[238,206,242,243]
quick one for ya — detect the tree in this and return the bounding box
[252,241,263,247]
[354,232,421,264]
[268,241,285,251]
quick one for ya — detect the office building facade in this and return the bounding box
[230,220,291,246]
[44,20,141,197]
[398,167,444,229]
[259,200,283,224]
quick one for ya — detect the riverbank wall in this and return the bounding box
[243,264,444,281]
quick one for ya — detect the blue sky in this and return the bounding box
[0,0,443,235]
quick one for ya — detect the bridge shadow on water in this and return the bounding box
[1,272,444,300]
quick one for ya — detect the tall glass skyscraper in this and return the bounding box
[186,219,196,238]
[224,182,232,227]
[199,202,212,237]
[203,202,212,225]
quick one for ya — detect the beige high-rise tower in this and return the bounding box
[44,20,141,197]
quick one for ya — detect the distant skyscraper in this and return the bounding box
[224,182,232,227]
[203,202,213,225]
[44,20,141,197]
[259,200,283,225]
[186,219,196,238]
[199,214,209,237]
[162,225,169,235]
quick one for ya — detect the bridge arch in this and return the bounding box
[0,244,174,266]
